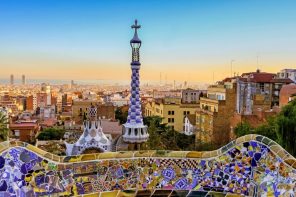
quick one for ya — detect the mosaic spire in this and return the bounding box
[123,20,149,144]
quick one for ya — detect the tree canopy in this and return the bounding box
[37,128,66,141]
[115,108,128,124]
[0,111,9,141]
[234,99,296,156]
[143,116,195,151]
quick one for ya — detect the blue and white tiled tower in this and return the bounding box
[123,20,149,145]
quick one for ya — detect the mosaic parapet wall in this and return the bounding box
[0,135,295,196]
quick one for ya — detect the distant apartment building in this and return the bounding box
[9,120,40,143]
[279,84,296,107]
[270,78,294,106]
[195,84,236,146]
[39,105,56,119]
[72,100,115,120]
[62,94,68,107]
[26,92,56,112]
[36,93,48,108]
[15,96,26,111]
[277,69,296,83]
[145,97,199,132]
[181,88,205,104]
[26,95,36,111]
[223,70,293,140]
[235,69,293,112]
[152,90,182,99]
[0,93,20,115]
[106,93,129,107]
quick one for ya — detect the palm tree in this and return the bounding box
[0,111,9,141]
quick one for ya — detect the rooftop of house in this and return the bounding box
[280,84,296,95]
[40,118,57,127]
[270,78,294,83]
[186,114,196,125]
[241,71,276,83]
[9,121,39,129]
[101,119,122,135]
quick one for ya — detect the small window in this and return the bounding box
[168,111,171,115]
[128,128,131,135]
[172,111,175,115]
[172,118,175,123]
[15,130,20,137]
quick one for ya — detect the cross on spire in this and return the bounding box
[131,19,141,31]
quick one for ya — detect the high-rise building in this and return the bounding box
[62,94,67,108]
[41,83,47,92]
[46,85,51,106]
[10,74,14,85]
[70,80,75,88]
[22,75,26,85]
[122,20,149,149]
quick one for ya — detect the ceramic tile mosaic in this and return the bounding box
[0,139,295,196]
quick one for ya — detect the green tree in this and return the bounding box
[115,108,128,124]
[254,117,277,142]
[276,100,296,156]
[37,128,66,141]
[145,117,164,150]
[0,111,9,141]
[144,116,194,151]
[233,100,296,156]
[175,132,195,150]
[234,122,253,137]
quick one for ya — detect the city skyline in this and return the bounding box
[1,0,296,83]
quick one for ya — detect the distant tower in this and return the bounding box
[22,74,26,85]
[122,20,149,149]
[46,85,51,106]
[70,80,74,88]
[174,80,176,90]
[41,83,47,92]
[10,74,14,85]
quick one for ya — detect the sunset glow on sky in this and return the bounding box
[0,0,295,83]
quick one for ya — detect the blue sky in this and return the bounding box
[0,0,295,83]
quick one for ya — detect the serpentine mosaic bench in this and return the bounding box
[0,134,295,196]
